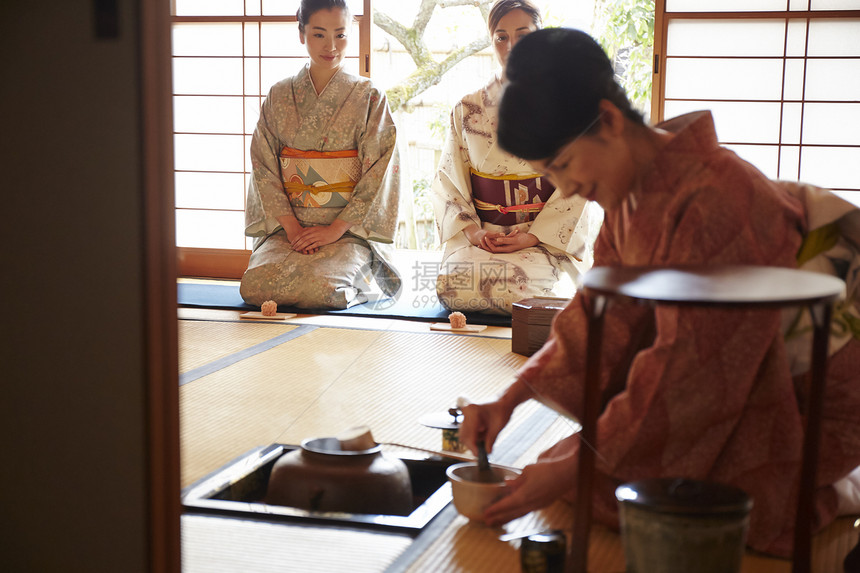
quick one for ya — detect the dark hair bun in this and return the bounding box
[499,28,617,160]
[297,0,351,32]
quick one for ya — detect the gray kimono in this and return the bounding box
[241,64,401,308]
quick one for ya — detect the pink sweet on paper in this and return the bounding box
[261,300,278,316]
[448,311,467,329]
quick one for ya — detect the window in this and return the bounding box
[653,0,860,204]
[171,0,595,276]
[172,0,370,277]
[174,1,860,278]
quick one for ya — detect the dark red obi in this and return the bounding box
[469,168,555,226]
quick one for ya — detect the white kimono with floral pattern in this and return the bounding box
[431,74,601,314]
[241,65,401,309]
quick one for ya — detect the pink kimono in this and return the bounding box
[517,111,860,556]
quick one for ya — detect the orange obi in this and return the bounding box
[469,168,555,226]
[279,146,361,209]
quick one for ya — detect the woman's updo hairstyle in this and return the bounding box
[297,0,351,34]
[487,0,541,34]
[498,27,644,160]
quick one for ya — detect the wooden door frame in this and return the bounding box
[142,0,181,570]
[651,0,667,124]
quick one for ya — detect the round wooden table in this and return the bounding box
[570,265,845,573]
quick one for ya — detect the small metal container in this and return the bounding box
[419,408,467,453]
[520,529,566,573]
[616,478,753,573]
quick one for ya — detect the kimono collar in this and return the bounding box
[647,110,722,192]
[492,68,503,87]
[299,62,348,98]
[657,110,720,150]
[482,72,504,108]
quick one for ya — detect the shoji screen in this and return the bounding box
[655,0,860,199]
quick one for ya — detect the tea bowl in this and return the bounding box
[446,462,521,521]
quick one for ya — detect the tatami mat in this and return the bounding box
[178,319,299,374]
[180,322,527,488]
[182,515,413,572]
[179,318,859,573]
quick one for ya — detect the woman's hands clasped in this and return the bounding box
[279,215,352,255]
[463,225,539,253]
[485,228,539,253]
[289,224,346,254]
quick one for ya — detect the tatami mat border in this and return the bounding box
[182,315,508,338]
[383,404,561,573]
[295,322,505,340]
[179,324,319,387]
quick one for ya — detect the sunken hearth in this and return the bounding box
[181,444,458,535]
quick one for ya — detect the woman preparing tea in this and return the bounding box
[459,27,860,557]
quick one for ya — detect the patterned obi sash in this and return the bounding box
[279,146,361,209]
[470,168,555,226]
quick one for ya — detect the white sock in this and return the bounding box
[834,465,860,515]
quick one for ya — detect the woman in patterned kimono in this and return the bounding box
[430,0,600,315]
[458,28,860,557]
[241,0,401,309]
